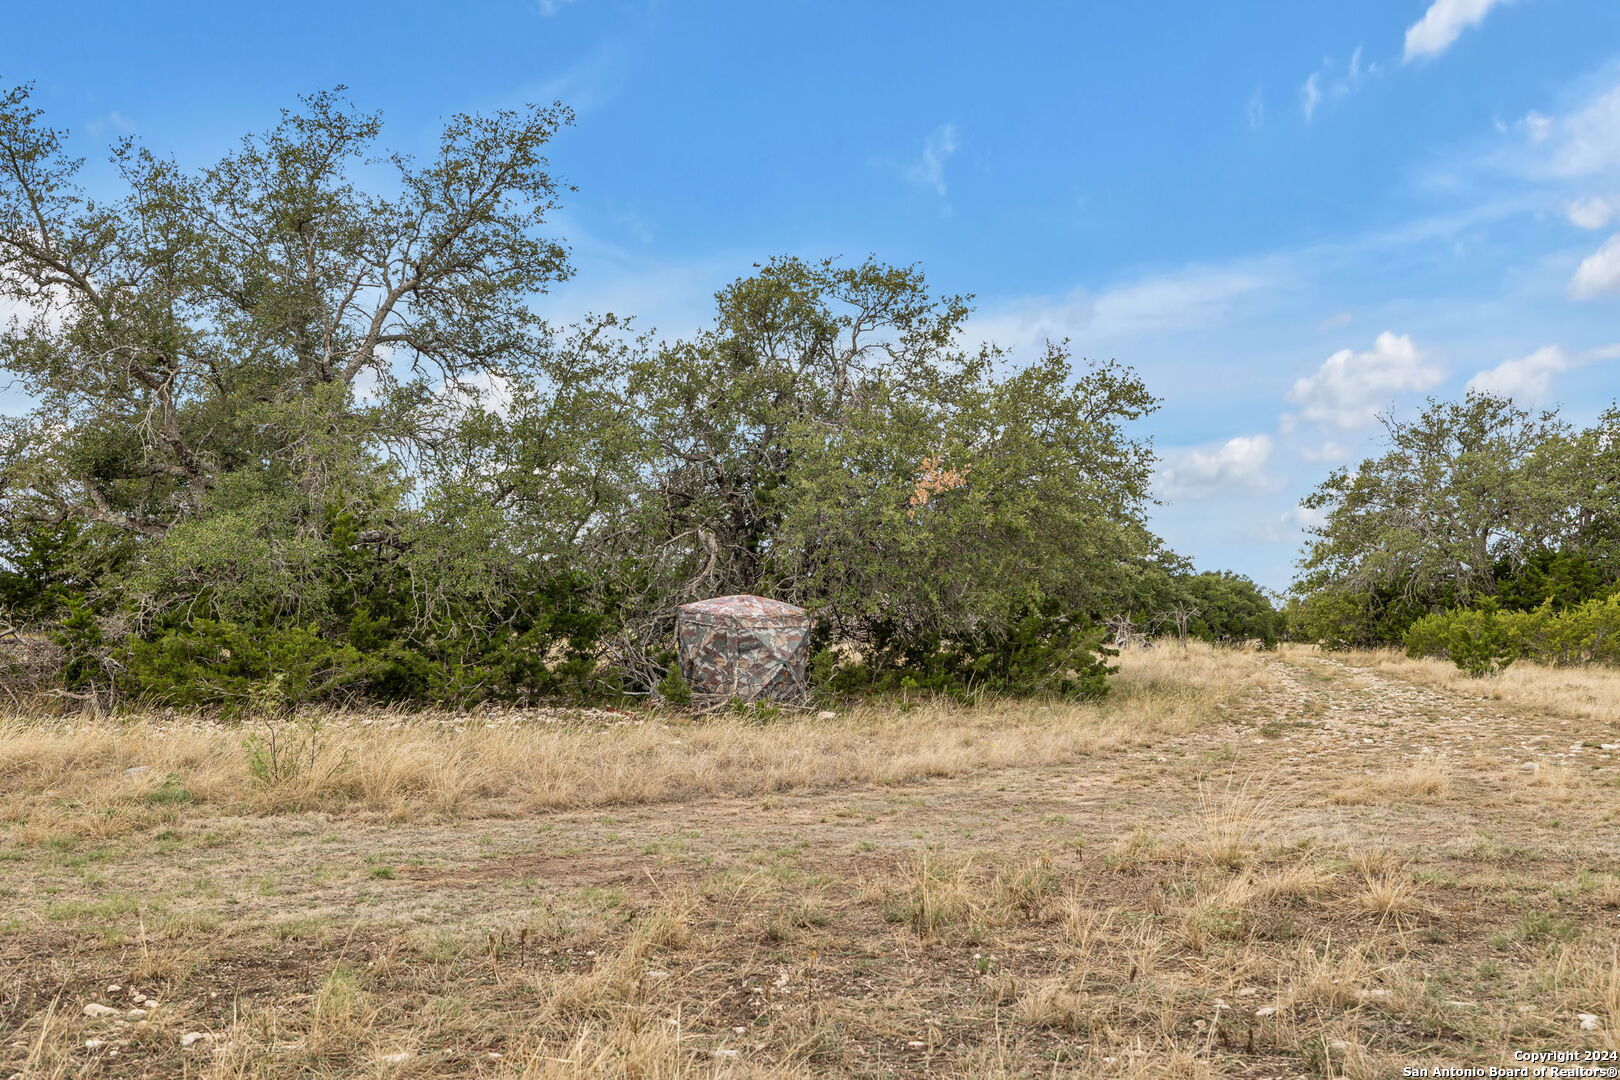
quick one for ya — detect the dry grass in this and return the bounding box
[1330,760,1452,805]
[0,643,1268,840]
[5,642,1619,1077]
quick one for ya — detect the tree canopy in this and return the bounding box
[0,85,1175,706]
[1291,393,1620,648]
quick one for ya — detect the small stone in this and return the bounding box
[1520,761,1540,771]
[125,1008,146,1019]
[181,1032,211,1047]
[1357,988,1391,999]
[378,1051,412,1064]
[142,998,159,1009]
[646,970,668,979]
[123,765,150,777]
[84,1039,107,1050]
[1602,744,1620,751]
[106,985,121,994]
[816,711,837,720]
[907,1040,927,1048]
[1578,1013,1603,1031]
[713,1049,738,1058]
[1254,1006,1279,1018]
[82,1004,118,1018]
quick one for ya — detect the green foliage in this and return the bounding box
[0,86,1169,707]
[50,595,106,692]
[1495,550,1611,612]
[1180,571,1284,647]
[656,664,693,707]
[1293,394,1620,647]
[119,620,366,708]
[0,520,87,622]
[818,613,1115,701]
[243,717,347,788]
[1404,593,1620,673]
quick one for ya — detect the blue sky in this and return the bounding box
[6,0,1620,591]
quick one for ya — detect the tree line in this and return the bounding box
[0,85,1285,709]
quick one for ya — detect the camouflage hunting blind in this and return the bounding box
[675,595,811,702]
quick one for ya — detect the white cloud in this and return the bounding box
[1287,332,1444,429]
[1567,196,1614,229]
[1404,0,1510,62]
[903,123,960,199]
[1466,344,1570,401]
[1301,73,1322,123]
[1154,435,1281,501]
[1319,310,1353,330]
[1569,233,1620,299]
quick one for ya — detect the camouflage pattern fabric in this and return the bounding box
[675,595,811,702]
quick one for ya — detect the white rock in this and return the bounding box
[142,998,158,1009]
[1520,761,1540,771]
[1578,1013,1603,1031]
[816,711,837,720]
[378,1051,412,1064]
[82,1004,118,1018]
[106,985,121,994]
[1602,744,1620,751]
[714,1049,738,1058]
[84,1039,107,1049]
[180,1032,211,1047]
[123,765,150,776]
[907,1040,927,1048]
[1254,1006,1279,1018]
[1357,988,1391,999]
[125,1009,146,1019]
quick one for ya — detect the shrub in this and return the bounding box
[817,612,1115,701]
[1404,593,1620,673]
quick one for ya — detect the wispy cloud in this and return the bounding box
[969,260,1276,356]
[903,122,960,200]
[538,0,579,14]
[1301,72,1322,123]
[1247,87,1265,132]
[1301,48,1376,123]
[1404,0,1512,62]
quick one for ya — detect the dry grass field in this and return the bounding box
[2,643,1619,1078]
